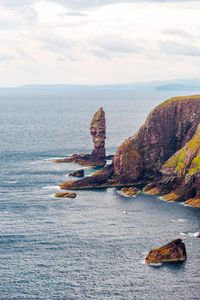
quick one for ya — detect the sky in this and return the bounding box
[1,0,200,86]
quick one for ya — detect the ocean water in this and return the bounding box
[0,89,200,299]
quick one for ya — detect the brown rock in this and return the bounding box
[184,198,200,208]
[161,192,181,201]
[69,169,84,177]
[145,239,187,264]
[55,192,77,198]
[90,107,106,161]
[121,187,139,196]
[113,139,142,182]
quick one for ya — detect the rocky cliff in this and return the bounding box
[59,95,200,208]
[54,107,106,167]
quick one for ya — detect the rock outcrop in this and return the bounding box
[59,95,200,207]
[55,192,77,198]
[69,169,84,177]
[121,187,139,196]
[145,239,187,264]
[54,107,106,167]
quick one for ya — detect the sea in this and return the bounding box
[0,88,200,299]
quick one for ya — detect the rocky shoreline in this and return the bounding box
[57,96,200,208]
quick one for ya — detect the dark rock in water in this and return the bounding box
[145,239,187,264]
[54,107,106,167]
[69,169,84,177]
[55,192,77,198]
[58,96,200,207]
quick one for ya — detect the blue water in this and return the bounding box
[0,89,200,299]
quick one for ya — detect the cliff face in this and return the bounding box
[160,123,200,204]
[114,96,200,180]
[60,95,200,208]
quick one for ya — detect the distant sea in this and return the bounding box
[0,88,200,299]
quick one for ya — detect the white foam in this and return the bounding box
[171,218,185,223]
[42,185,61,190]
[3,180,17,184]
[141,260,163,266]
[180,231,200,237]
[117,191,137,198]
[43,157,66,161]
[148,263,163,267]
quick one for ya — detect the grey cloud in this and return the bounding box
[161,28,195,41]
[35,34,80,61]
[0,0,198,11]
[90,49,111,60]
[0,55,15,61]
[90,35,143,57]
[160,41,200,57]
[49,0,200,10]
[0,0,38,24]
[63,12,88,17]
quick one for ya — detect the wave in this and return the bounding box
[180,231,200,237]
[42,185,61,190]
[171,218,185,223]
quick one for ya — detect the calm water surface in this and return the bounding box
[0,90,200,299]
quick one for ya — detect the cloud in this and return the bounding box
[35,33,81,61]
[90,49,111,60]
[0,55,15,62]
[90,35,143,58]
[48,0,200,10]
[63,11,88,17]
[161,28,195,41]
[0,0,38,24]
[160,41,200,57]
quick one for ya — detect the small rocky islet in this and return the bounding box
[145,239,187,264]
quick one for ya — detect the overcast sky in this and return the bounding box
[0,0,200,86]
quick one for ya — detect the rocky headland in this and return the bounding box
[54,107,106,167]
[59,95,200,208]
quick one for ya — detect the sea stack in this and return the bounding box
[90,107,106,162]
[54,107,106,167]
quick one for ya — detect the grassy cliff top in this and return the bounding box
[158,94,200,107]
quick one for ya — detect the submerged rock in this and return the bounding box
[54,107,106,167]
[69,169,84,177]
[121,186,139,196]
[55,192,77,198]
[145,239,187,264]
